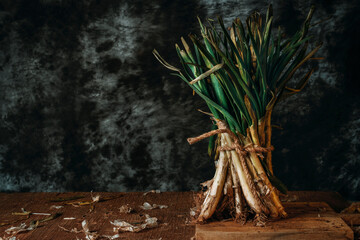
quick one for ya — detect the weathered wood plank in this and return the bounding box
[196,217,353,240]
[196,202,354,240]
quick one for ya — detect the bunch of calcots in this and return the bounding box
[153,5,322,223]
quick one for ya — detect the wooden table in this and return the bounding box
[0,191,357,240]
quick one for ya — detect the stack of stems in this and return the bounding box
[153,5,322,223]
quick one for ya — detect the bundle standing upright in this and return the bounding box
[154,5,322,224]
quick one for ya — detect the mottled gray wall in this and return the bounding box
[0,0,359,200]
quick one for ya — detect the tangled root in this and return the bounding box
[254,213,268,227]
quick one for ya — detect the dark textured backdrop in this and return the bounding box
[0,0,359,200]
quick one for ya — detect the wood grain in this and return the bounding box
[0,191,357,240]
[196,202,354,240]
[0,192,195,240]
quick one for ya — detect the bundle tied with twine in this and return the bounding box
[187,118,274,158]
[153,4,323,223]
[187,118,279,223]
